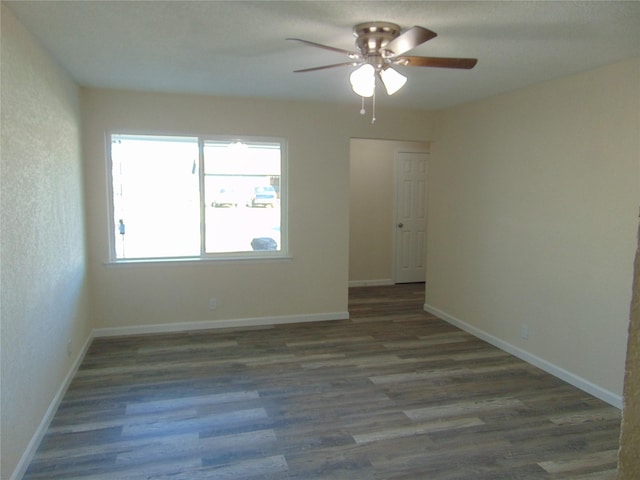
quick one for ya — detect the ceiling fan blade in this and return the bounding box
[293,62,358,73]
[286,38,358,57]
[396,56,478,69]
[383,26,437,56]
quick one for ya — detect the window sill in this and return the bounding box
[103,254,293,267]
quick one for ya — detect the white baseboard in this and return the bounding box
[348,279,394,287]
[93,311,350,338]
[424,303,622,409]
[10,332,95,480]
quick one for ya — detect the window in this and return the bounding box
[110,134,286,261]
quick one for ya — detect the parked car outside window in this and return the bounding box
[247,185,277,208]
[211,188,241,208]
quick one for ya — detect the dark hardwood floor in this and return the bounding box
[24,284,621,479]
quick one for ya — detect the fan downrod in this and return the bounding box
[353,22,401,56]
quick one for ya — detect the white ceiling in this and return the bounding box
[6,1,640,110]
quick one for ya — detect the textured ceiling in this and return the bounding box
[5,1,640,110]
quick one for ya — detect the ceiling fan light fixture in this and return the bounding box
[289,21,476,121]
[350,64,375,97]
[379,67,407,95]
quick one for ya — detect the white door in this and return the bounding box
[394,152,428,283]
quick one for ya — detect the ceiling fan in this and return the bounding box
[287,22,477,98]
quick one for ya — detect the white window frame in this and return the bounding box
[107,132,288,263]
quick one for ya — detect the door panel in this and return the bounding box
[395,152,428,283]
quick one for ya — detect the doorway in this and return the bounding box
[349,139,429,286]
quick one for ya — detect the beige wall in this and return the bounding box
[349,139,430,285]
[426,58,640,399]
[1,5,91,479]
[81,89,436,332]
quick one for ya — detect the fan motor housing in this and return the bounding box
[353,22,401,56]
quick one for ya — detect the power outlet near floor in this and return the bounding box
[208,298,217,310]
[67,339,72,357]
[521,324,529,340]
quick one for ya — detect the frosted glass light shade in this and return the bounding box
[379,67,407,95]
[350,64,375,97]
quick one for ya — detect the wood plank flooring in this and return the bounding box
[23,284,621,479]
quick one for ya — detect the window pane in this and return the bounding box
[204,141,281,253]
[111,135,200,259]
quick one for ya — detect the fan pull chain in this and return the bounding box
[371,91,376,124]
[357,95,376,124]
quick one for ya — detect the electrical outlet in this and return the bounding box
[208,298,217,310]
[67,340,72,357]
[521,325,529,340]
